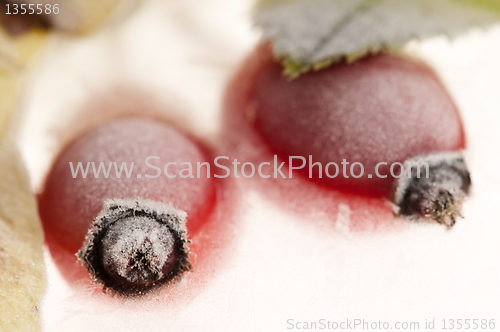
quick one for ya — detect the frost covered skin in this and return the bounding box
[246,46,466,197]
[38,117,215,293]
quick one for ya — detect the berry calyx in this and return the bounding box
[78,199,191,295]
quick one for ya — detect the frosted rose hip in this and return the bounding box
[229,46,471,226]
[248,49,466,196]
[38,117,215,293]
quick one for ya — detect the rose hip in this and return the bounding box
[38,117,215,293]
[234,45,470,225]
[245,46,465,197]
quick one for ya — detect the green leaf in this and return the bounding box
[254,0,500,78]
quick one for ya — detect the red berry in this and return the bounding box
[38,117,215,293]
[244,46,465,197]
